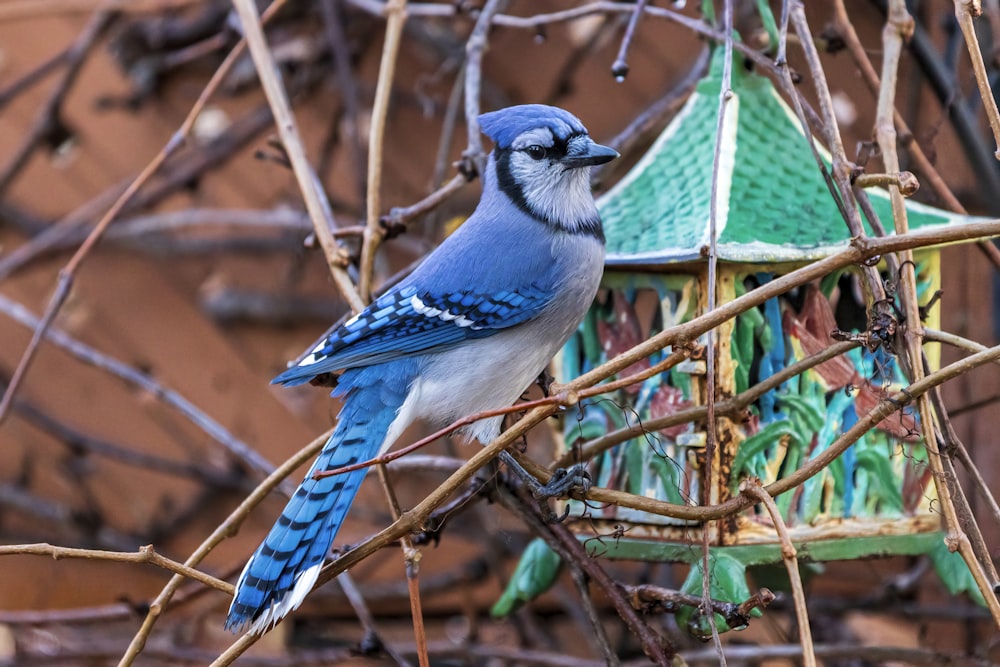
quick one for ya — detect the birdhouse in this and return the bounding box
[553,50,984,627]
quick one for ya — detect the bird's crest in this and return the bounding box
[479,104,588,149]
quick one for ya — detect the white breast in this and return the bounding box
[409,234,604,444]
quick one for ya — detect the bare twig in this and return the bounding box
[0,7,112,195]
[358,0,409,302]
[462,0,506,177]
[0,294,283,487]
[0,543,231,593]
[376,464,425,667]
[739,480,815,667]
[230,0,364,312]
[953,0,1000,158]
[609,0,647,80]
[0,43,72,110]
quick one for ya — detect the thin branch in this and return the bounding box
[0,543,231,593]
[230,0,364,312]
[0,43,71,110]
[462,0,506,177]
[739,480,815,667]
[376,464,425,667]
[624,583,774,624]
[609,0,647,80]
[117,427,333,666]
[953,0,1000,158]
[700,0,734,658]
[358,0,409,302]
[0,293,283,488]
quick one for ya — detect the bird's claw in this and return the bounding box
[535,464,591,500]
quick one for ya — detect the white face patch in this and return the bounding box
[504,128,602,233]
[507,151,598,233]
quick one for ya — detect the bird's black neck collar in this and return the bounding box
[492,148,605,243]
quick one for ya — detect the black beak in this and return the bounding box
[560,140,619,169]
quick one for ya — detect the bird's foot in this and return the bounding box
[538,464,591,500]
[499,451,590,501]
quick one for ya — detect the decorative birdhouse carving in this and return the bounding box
[553,50,985,625]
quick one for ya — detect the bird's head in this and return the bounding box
[479,104,618,238]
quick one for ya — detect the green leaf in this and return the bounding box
[491,539,562,617]
[731,420,799,489]
[676,552,759,639]
[778,393,825,434]
[928,538,986,607]
[854,447,903,514]
[650,452,689,505]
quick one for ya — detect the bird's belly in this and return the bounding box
[410,322,569,444]
[406,236,603,446]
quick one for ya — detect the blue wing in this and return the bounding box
[272,282,551,385]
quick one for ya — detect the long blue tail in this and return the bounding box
[226,365,413,634]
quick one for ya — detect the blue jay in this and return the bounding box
[226,104,617,634]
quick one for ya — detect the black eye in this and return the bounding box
[525,145,548,160]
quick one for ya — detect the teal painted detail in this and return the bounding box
[597,49,976,265]
[491,538,563,617]
[589,532,946,565]
[928,538,987,606]
[729,270,931,524]
[677,551,760,638]
[598,89,718,262]
[559,272,703,527]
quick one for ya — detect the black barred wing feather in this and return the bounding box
[272,283,551,385]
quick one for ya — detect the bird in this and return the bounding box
[226,104,618,635]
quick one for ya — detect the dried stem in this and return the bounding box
[739,480,815,667]
[953,0,1000,159]
[359,0,409,302]
[117,427,332,666]
[230,0,363,312]
[0,543,230,593]
[377,464,427,667]
[700,1,734,658]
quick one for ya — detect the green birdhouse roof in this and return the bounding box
[598,50,973,266]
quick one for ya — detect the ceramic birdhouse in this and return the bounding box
[551,50,985,631]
